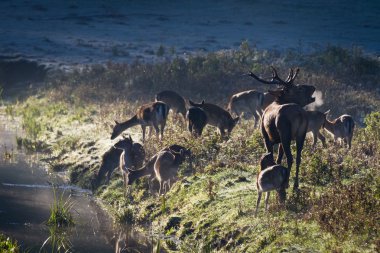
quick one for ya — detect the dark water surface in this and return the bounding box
[0,0,379,66]
[0,116,152,252]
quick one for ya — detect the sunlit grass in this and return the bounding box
[47,188,75,227]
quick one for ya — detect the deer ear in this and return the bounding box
[234,117,240,123]
[114,120,119,125]
[324,109,331,115]
[189,100,195,106]
[128,134,132,141]
[201,100,205,105]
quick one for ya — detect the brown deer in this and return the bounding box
[155,90,187,123]
[227,90,264,128]
[113,135,146,189]
[123,144,191,188]
[323,112,355,149]
[154,148,191,195]
[255,152,288,217]
[188,100,239,138]
[249,67,316,189]
[111,101,169,142]
[306,110,327,148]
[186,106,208,137]
[95,136,145,186]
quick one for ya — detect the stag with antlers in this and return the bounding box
[249,67,315,189]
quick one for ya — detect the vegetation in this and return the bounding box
[47,188,75,227]
[3,44,380,251]
[0,234,20,253]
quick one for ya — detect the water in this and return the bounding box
[0,116,153,252]
[0,0,379,67]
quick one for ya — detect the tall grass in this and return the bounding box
[47,188,74,227]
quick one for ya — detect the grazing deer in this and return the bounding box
[227,90,264,128]
[189,100,239,138]
[323,112,355,149]
[111,101,169,142]
[155,90,187,123]
[249,67,316,189]
[186,107,208,137]
[154,148,191,195]
[306,110,327,148]
[255,152,288,217]
[96,136,145,186]
[123,144,191,188]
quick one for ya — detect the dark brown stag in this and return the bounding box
[249,67,315,189]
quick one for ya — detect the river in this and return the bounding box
[0,115,154,252]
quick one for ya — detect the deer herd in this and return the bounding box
[96,67,355,217]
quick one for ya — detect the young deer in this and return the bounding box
[186,106,208,137]
[113,135,146,189]
[189,100,239,138]
[96,136,145,186]
[155,90,187,123]
[227,90,264,128]
[255,152,288,217]
[323,112,355,149]
[249,67,316,189]
[123,144,191,188]
[306,110,327,148]
[111,101,169,142]
[154,148,190,195]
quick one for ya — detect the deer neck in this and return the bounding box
[323,118,336,135]
[119,115,141,131]
[129,164,154,184]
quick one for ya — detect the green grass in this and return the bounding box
[47,188,75,227]
[0,234,20,253]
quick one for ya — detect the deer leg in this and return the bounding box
[276,144,284,164]
[158,181,163,196]
[255,192,262,217]
[152,123,160,140]
[160,120,166,140]
[318,132,326,147]
[311,131,317,149]
[282,143,293,189]
[265,192,270,211]
[253,110,261,129]
[294,133,306,190]
[277,188,286,205]
[188,121,193,134]
[141,126,146,142]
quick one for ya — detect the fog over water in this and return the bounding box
[0,0,379,66]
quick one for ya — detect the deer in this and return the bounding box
[305,110,327,148]
[323,112,355,149]
[188,100,239,138]
[255,152,288,217]
[155,90,187,124]
[154,148,191,195]
[249,67,316,190]
[227,90,264,128]
[186,106,208,137]
[111,101,169,142]
[95,136,145,186]
[123,144,191,189]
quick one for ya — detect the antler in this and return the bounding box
[287,68,299,84]
[248,66,286,85]
[248,67,300,86]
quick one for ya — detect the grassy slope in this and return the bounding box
[5,45,380,252]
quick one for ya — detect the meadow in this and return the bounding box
[4,44,380,252]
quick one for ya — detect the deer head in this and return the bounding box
[111,120,124,140]
[249,67,315,107]
[260,152,276,170]
[113,135,134,150]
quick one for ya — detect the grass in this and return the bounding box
[47,188,75,227]
[3,45,380,252]
[0,234,20,253]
